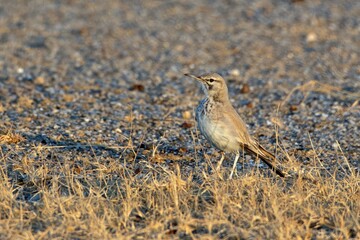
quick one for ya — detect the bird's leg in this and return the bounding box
[216,151,225,171]
[229,151,240,179]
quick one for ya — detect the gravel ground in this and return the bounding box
[0,0,359,238]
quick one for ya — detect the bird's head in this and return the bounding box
[184,72,228,98]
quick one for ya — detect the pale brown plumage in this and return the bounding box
[185,72,285,178]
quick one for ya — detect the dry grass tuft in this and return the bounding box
[0,130,25,144]
[0,140,359,239]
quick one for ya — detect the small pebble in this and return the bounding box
[246,102,253,108]
[230,69,240,77]
[129,84,145,92]
[290,105,298,111]
[180,122,192,129]
[182,111,191,119]
[240,83,250,94]
[35,76,46,85]
[306,32,317,43]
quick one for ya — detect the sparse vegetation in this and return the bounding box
[0,0,359,239]
[0,124,358,239]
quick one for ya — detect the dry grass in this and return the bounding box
[280,80,360,110]
[0,136,358,239]
[1,0,359,238]
[0,83,358,239]
[0,130,25,144]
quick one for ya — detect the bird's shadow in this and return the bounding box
[19,133,124,158]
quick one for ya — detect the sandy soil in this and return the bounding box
[0,0,359,239]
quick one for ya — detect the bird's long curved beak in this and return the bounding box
[184,73,203,82]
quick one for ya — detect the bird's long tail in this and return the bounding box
[246,144,286,177]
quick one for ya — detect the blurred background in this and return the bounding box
[1,0,358,152]
[1,0,359,85]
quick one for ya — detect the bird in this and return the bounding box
[185,72,285,179]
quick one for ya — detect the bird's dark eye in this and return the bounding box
[208,79,215,83]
